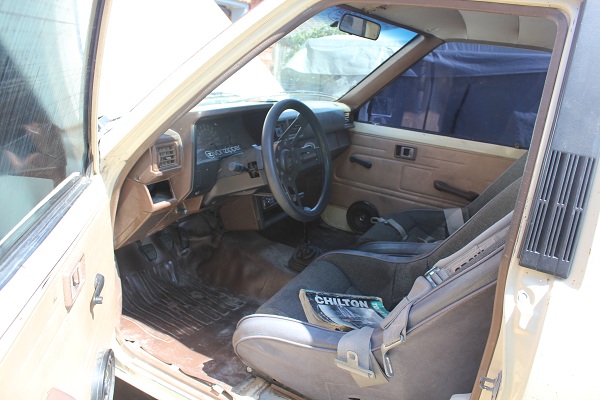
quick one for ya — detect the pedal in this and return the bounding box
[178,227,189,250]
[137,241,157,262]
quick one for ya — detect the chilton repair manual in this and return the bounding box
[299,289,390,331]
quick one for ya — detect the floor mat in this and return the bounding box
[122,263,261,384]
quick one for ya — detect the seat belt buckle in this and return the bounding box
[335,351,376,379]
[380,334,404,377]
[425,266,442,287]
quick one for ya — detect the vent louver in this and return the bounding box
[521,150,595,278]
[344,111,353,126]
[156,144,177,170]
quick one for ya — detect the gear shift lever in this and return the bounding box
[287,222,322,272]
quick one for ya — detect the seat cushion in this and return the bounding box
[257,250,427,321]
[356,209,448,248]
[257,260,361,321]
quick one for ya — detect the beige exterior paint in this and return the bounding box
[0,175,119,399]
[474,1,594,398]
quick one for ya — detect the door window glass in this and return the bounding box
[357,42,551,149]
[0,1,93,243]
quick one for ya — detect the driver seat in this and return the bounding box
[355,152,527,252]
[233,208,514,400]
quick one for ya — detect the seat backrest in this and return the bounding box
[431,176,521,265]
[365,249,504,400]
[463,151,527,218]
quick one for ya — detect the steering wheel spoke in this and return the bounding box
[262,99,332,222]
[294,145,322,172]
[280,115,309,146]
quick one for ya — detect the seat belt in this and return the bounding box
[443,207,465,235]
[335,213,513,384]
[370,217,408,240]
[379,276,432,377]
[334,278,431,384]
[426,224,509,287]
[335,327,389,387]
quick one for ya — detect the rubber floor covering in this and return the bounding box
[121,263,261,383]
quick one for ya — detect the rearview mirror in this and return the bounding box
[339,14,381,40]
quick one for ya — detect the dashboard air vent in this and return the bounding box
[344,111,354,127]
[156,144,178,170]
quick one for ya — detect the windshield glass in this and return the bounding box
[203,6,417,104]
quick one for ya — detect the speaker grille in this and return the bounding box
[346,201,378,233]
[521,150,595,278]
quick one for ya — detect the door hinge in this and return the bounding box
[479,371,502,399]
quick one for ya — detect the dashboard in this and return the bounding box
[113,101,352,248]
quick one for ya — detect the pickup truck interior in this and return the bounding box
[112,2,566,399]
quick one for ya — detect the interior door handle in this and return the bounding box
[395,144,416,160]
[349,155,372,169]
[434,180,479,201]
[92,274,104,306]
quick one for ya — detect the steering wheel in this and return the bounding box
[262,99,332,222]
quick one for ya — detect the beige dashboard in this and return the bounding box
[113,127,199,249]
[112,101,352,249]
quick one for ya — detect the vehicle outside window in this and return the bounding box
[357,42,551,149]
[0,1,92,273]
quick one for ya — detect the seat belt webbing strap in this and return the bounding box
[443,207,464,235]
[335,327,388,387]
[371,217,408,240]
[378,276,432,377]
[426,224,509,287]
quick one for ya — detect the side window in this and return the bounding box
[357,42,551,149]
[0,2,93,243]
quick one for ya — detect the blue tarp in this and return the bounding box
[360,43,552,148]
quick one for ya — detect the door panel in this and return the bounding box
[331,125,524,217]
[0,175,119,399]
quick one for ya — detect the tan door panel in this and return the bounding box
[331,128,521,217]
[0,176,119,399]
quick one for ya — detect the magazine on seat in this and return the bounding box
[299,289,389,331]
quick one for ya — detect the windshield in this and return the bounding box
[203,6,417,104]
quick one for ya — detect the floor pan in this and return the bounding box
[116,225,297,395]
[121,263,261,385]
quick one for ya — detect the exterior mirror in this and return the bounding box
[339,14,381,40]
